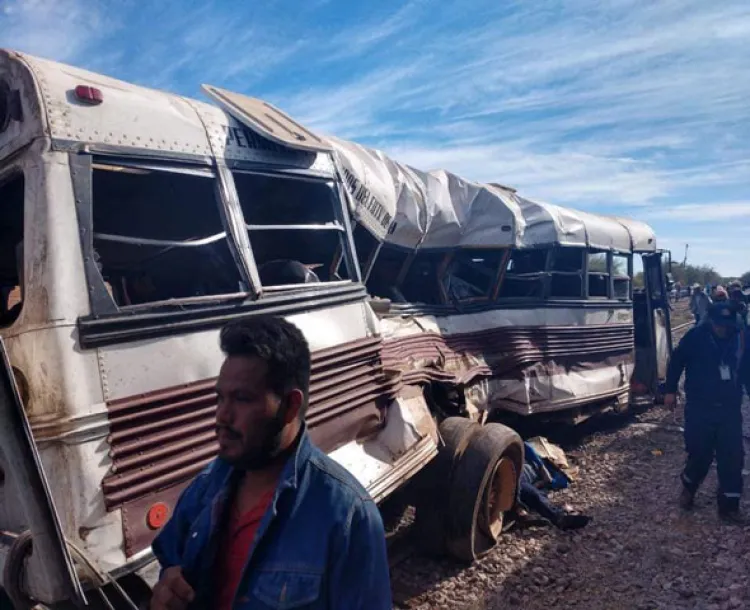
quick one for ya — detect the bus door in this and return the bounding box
[632,252,673,401]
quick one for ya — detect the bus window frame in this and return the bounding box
[441,248,507,305]
[612,252,633,301]
[495,248,551,301]
[547,246,585,300]
[230,166,361,288]
[0,164,25,330]
[586,250,611,300]
[72,151,364,321]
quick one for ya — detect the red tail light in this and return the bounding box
[74,85,103,105]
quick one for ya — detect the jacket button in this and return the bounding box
[192,532,198,538]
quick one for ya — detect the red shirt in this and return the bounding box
[214,489,275,610]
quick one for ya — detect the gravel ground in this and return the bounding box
[391,398,750,610]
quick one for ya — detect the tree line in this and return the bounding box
[634,264,750,289]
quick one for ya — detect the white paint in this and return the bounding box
[379,305,634,341]
[328,394,438,502]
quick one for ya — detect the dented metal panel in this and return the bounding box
[380,306,635,416]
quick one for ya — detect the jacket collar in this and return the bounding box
[214,425,313,496]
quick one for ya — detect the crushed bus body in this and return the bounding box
[332,137,673,422]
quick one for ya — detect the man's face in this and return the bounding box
[215,356,293,470]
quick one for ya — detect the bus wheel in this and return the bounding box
[444,423,523,562]
[413,417,478,556]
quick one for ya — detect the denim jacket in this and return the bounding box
[152,431,392,609]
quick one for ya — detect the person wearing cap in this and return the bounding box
[689,283,711,325]
[665,301,750,524]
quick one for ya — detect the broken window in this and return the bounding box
[349,223,380,281]
[587,252,609,298]
[401,251,445,305]
[613,253,632,300]
[549,247,584,298]
[91,161,242,307]
[366,245,410,302]
[232,171,353,286]
[498,249,548,299]
[0,172,23,326]
[443,249,504,302]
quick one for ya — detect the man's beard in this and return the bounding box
[219,404,289,471]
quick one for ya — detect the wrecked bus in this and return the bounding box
[0,50,525,607]
[332,138,673,423]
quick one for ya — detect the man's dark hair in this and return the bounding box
[220,316,311,415]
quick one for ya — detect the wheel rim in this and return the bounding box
[481,456,517,540]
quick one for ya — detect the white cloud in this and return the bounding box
[0,0,109,61]
[647,202,750,221]
[256,0,750,217]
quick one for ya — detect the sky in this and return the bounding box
[1,0,748,276]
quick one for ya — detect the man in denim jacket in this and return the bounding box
[150,316,392,609]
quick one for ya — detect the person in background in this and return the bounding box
[713,285,729,302]
[689,283,711,325]
[150,316,391,610]
[665,302,750,524]
[729,281,748,328]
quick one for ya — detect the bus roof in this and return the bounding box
[331,136,657,253]
[0,49,335,175]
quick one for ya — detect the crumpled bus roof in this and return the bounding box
[330,137,657,253]
[330,137,524,249]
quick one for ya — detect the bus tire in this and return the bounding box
[444,423,523,562]
[413,417,479,556]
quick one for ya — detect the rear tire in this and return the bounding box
[444,423,523,562]
[413,418,523,562]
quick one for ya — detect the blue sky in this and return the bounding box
[2,0,749,276]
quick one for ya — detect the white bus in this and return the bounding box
[0,51,526,607]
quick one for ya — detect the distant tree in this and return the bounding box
[670,263,721,287]
[633,271,644,289]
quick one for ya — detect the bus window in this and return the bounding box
[233,172,352,285]
[0,173,23,326]
[402,251,445,305]
[366,245,410,302]
[549,247,584,298]
[91,162,242,307]
[587,251,609,298]
[498,249,547,298]
[613,253,632,300]
[443,249,504,302]
[352,223,380,281]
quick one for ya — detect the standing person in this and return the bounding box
[150,316,392,610]
[664,302,750,524]
[729,281,748,328]
[713,285,729,302]
[689,283,711,325]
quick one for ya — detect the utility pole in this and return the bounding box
[682,244,689,268]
